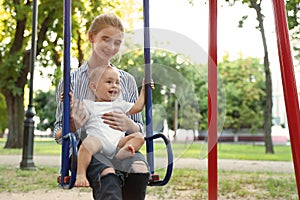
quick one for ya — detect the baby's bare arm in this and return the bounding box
[128,79,155,115]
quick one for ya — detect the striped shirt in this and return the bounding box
[54,61,143,143]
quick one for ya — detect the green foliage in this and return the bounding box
[1,0,130,94]
[0,94,8,134]
[0,0,273,145]
[0,0,139,147]
[231,0,300,61]
[34,89,57,131]
[118,48,205,131]
[286,0,300,30]
[117,47,266,133]
[0,52,25,96]
[286,0,300,59]
[219,55,265,133]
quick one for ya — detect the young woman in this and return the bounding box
[54,13,150,200]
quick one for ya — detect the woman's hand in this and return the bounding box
[102,111,139,133]
[60,92,87,131]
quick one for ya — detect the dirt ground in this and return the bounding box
[0,155,295,200]
[0,188,158,200]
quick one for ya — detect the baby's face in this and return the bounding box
[94,68,121,102]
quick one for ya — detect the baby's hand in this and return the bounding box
[142,79,155,91]
[60,92,73,103]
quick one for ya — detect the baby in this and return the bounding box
[75,65,154,187]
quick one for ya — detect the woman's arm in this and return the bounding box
[53,79,64,144]
[53,77,87,142]
[102,70,144,134]
[102,112,141,133]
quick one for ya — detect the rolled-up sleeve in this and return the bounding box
[53,79,64,144]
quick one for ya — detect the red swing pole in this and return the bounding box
[272,0,300,197]
[208,0,218,199]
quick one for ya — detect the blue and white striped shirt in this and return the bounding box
[54,61,143,143]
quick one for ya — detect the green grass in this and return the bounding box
[0,166,59,193]
[218,143,293,161]
[141,141,293,161]
[0,165,91,193]
[146,168,297,199]
[0,138,297,199]
[0,138,293,161]
[0,138,60,155]
[0,166,296,199]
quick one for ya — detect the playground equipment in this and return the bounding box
[58,0,173,189]
[57,0,300,198]
[207,0,300,199]
[272,0,300,198]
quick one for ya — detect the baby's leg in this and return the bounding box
[115,132,144,160]
[75,135,102,187]
[115,144,135,160]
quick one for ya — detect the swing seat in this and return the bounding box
[58,132,173,188]
[145,133,173,186]
[58,133,78,189]
[57,175,70,184]
[150,174,160,182]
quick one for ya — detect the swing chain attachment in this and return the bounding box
[145,133,173,186]
[57,132,78,189]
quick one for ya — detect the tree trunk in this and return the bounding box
[3,91,25,148]
[250,0,274,153]
[264,62,274,154]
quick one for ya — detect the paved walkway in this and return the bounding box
[0,155,294,173]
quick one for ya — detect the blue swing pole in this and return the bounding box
[59,0,77,189]
[143,0,154,175]
[143,0,173,186]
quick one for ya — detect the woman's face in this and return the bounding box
[90,26,123,63]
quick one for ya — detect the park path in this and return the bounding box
[0,155,294,173]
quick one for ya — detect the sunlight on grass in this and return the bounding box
[146,169,297,200]
[0,138,60,155]
[0,137,296,200]
[0,166,296,199]
[140,142,292,161]
[0,138,293,161]
[218,143,292,161]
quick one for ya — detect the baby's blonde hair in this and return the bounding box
[89,66,119,84]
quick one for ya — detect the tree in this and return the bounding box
[0,0,31,148]
[0,0,139,148]
[219,55,265,133]
[225,0,274,153]
[34,89,56,131]
[286,0,300,60]
[118,48,204,132]
[32,47,205,135]
[0,94,8,136]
